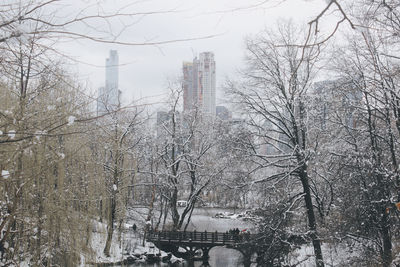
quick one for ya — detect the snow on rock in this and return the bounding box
[1,170,10,179]
[0,130,3,135]
[214,210,256,221]
[67,116,76,125]
[113,184,117,191]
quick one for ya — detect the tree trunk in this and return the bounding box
[183,205,195,231]
[381,211,392,267]
[143,183,157,246]
[299,166,324,267]
[155,196,164,231]
[162,201,169,231]
[170,186,179,230]
[103,195,116,257]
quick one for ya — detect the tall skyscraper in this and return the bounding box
[183,52,216,115]
[97,50,120,115]
[183,62,195,111]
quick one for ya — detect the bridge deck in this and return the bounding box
[147,230,257,247]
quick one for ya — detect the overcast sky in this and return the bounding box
[59,0,328,108]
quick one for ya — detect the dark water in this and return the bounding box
[205,247,244,267]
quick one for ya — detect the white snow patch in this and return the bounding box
[0,130,3,135]
[35,130,46,140]
[287,242,363,266]
[8,130,15,139]
[113,184,117,191]
[67,116,76,125]
[123,223,133,230]
[1,170,10,179]
[86,220,153,265]
[19,261,30,267]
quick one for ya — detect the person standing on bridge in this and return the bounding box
[234,228,240,241]
[245,230,250,241]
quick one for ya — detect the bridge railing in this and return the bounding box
[147,230,255,244]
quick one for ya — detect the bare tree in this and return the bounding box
[148,85,225,231]
[227,22,325,267]
[327,27,400,266]
[89,106,144,257]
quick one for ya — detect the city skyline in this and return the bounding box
[62,0,327,107]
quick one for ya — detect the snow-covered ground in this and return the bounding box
[80,220,183,266]
[287,242,364,267]
[286,240,400,266]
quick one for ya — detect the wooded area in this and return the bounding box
[0,1,400,266]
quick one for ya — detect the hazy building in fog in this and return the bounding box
[183,62,195,112]
[216,106,232,120]
[313,79,362,130]
[97,50,120,115]
[183,52,216,115]
[156,111,170,137]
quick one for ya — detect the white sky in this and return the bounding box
[58,0,330,108]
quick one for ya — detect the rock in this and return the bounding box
[170,257,182,265]
[125,256,137,264]
[146,253,160,263]
[162,252,172,263]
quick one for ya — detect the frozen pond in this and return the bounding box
[182,207,256,232]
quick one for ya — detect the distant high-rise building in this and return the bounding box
[216,106,231,120]
[183,62,195,111]
[156,111,170,137]
[97,50,120,115]
[313,79,361,129]
[183,52,216,115]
